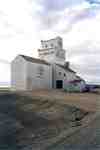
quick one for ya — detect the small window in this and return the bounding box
[64,73,66,77]
[59,72,61,75]
[45,44,48,48]
[51,43,53,47]
[58,41,62,47]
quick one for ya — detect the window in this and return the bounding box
[56,80,63,89]
[45,44,48,48]
[64,73,66,77]
[58,41,62,47]
[59,72,61,75]
[51,43,53,47]
[37,66,44,78]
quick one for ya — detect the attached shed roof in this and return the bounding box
[76,75,85,82]
[56,64,76,73]
[20,55,51,65]
[69,79,83,84]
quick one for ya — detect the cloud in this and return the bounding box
[0,62,10,86]
[67,40,100,57]
[0,0,100,85]
[59,7,97,34]
[70,51,100,84]
[68,42,100,83]
[86,0,100,4]
[34,0,84,12]
[33,0,100,32]
[0,0,39,40]
[29,0,100,84]
[31,0,86,29]
[39,0,85,11]
[0,59,10,64]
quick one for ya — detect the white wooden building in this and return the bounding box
[11,36,86,91]
[11,55,52,90]
[38,36,66,65]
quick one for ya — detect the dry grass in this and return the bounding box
[16,92,89,149]
[28,89,99,112]
[0,90,99,149]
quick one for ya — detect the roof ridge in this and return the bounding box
[19,54,50,65]
[55,63,76,73]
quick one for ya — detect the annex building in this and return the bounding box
[11,36,85,91]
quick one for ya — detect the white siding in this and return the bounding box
[11,56,27,90]
[53,64,77,89]
[26,62,52,90]
[39,37,66,65]
[41,37,63,49]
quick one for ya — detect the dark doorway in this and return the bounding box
[56,80,63,89]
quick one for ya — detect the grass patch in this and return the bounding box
[0,87,11,92]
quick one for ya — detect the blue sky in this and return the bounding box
[0,0,100,86]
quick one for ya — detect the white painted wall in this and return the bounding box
[53,64,77,89]
[42,48,66,65]
[11,55,85,91]
[26,61,52,90]
[38,48,55,62]
[41,36,63,49]
[39,36,66,65]
[11,55,27,90]
[11,55,52,91]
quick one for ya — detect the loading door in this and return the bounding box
[56,80,63,89]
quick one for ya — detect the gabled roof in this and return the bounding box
[19,55,50,65]
[56,64,76,73]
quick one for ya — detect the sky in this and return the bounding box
[0,0,100,86]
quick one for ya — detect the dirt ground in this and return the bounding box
[16,91,90,150]
[15,89,99,149]
[0,89,99,150]
[26,89,99,112]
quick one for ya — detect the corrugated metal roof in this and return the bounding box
[56,64,76,73]
[20,55,51,65]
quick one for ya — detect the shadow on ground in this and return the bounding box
[0,92,89,150]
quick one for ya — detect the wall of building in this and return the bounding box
[53,64,86,91]
[11,55,85,91]
[26,62,52,90]
[11,56,27,90]
[39,36,66,65]
[41,37,63,49]
[39,50,65,65]
[38,48,55,62]
[53,64,77,89]
[64,80,86,92]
